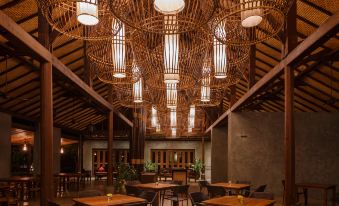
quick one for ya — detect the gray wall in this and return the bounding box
[228,112,339,197]
[82,139,211,180]
[211,126,228,183]
[0,112,11,178]
[82,140,129,171]
[144,140,211,181]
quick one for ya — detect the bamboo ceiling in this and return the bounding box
[0,0,338,137]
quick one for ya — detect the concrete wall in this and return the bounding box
[144,140,211,181]
[228,112,339,197]
[82,140,129,171]
[211,126,228,183]
[0,112,11,178]
[82,139,212,180]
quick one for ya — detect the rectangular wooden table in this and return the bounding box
[73,194,146,206]
[202,196,276,206]
[134,183,178,206]
[210,182,251,194]
[296,183,336,206]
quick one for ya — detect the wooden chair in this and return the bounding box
[78,190,102,197]
[282,180,306,203]
[206,185,226,198]
[164,185,189,206]
[253,184,267,192]
[125,185,142,196]
[138,191,157,206]
[189,192,209,206]
[249,192,274,200]
[198,180,209,193]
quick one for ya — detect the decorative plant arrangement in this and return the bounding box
[114,163,138,193]
[191,159,204,180]
[144,160,158,172]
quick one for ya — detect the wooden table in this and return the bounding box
[0,176,36,201]
[55,173,81,194]
[296,183,336,206]
[210,182,251,194]
[202,196,275,206]
[73,194,146,206]
[134,183,178,206]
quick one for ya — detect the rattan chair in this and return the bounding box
[249,192,274,200]
[206,185,226,198]
[189,192,209,206]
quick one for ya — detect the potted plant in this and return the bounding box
[144,160,158,172]
[114,163,138,193]
[191,159,204,180]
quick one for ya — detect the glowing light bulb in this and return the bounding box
[76,0,99,26]
[241,0,263,27]
[154,0,185,14]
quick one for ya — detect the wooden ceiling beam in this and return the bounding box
[205,11,339,133]
[0,10,133,127]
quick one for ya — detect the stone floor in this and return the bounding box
[19,180,327,206]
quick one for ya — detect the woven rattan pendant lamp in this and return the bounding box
[36,0,121,40]
[211,0,292,45]
[109,0,215,34]
[87,23,140,84]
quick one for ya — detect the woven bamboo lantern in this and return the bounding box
[36,0,121,40]
[109,0,215,34]
[211,0,292,45]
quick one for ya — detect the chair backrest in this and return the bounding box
[170,180,183,185]
[249,192,274,200]
[47,200,60,206]
[254,184,267,192]
[172,169,188,185]
[206,185,226,198]
[173,185,189,196]
[78,190,102,197]
[125,185,141,196]
[140,173,157,183]
[236,180,251,185]
[189,192,209,205]
[198,180,209,188]
[139,191,157,204]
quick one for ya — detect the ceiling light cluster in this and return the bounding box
[37,0,292,136]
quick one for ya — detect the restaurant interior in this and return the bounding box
[0,0,338,206]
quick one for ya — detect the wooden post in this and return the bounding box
[78,135,83,172]
[107,85,113,185]
[130,107,146,172]
[229,86,237,107]
[201,137,205,164]
[283,1,297,206]
[83,41,93,87]
[38,11,54,206]
[248,45,256,89]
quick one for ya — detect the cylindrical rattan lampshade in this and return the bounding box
[211,0,291,45]
[112,79,151,108]
[109,0,216,34]
[87,25,140,84]
[190,87,226,107]
[132,30,206,90]
[36,0,121,40]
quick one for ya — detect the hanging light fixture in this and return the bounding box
[188,105,195,132]
[201,57,211,102]
[133,79,143,103]
[156,124,161,133]
[37,0,121,40]
[60,147,64,154]
[112,23,126,78]
[170,109,177,127]
[240,0,263,27]
[151,107,159,127]
[213,36,227,79]
[210,0,289,45]
[171,127,177,137]
[76,0,99,26]
[164,15,180,84]
[166,83,178,109]
[22,141,28,152]
[154,0,185,14]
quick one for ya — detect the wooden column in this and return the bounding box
[130,108,146,172]
[83,41,93,87]
[248,45,256,89]
[283,1,297,206]
[201,137,205,164]
[78,135,83,172]
[38,11,54,206]
[229,85,237,107]
[107,85,113,185]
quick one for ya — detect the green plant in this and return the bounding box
[114,163,138,193]
[191,159,203,175]
[144,160,158,172]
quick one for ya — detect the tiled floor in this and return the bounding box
[20,180,327,206]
